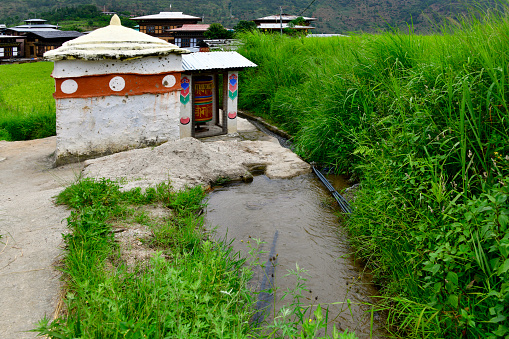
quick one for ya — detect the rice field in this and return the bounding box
[0,61,55,140]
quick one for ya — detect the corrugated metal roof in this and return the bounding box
[182,51,257,71]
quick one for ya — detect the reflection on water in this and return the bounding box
[205,174,385,338]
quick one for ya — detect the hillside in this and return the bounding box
[0,0,502,33]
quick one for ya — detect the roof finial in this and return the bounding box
[110,14,121,26]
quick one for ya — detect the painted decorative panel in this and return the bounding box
[228,73,238,101]
[180,76,190,105]
[53,72,181,99]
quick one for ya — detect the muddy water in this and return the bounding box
[205,173,384,337]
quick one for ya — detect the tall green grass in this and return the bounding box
[0,62,55,140]
[237,8,509,338]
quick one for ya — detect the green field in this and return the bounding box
[237,9,509,339]
[0,62,55,141]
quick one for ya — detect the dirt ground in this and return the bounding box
[0,118,310,338]
[0,137,83,339]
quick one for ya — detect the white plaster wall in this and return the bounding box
[52,54,182,78]
[55,92,180,163]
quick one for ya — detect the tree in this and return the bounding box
[284,16,309,36]
[288,16,306,27]
[233,20,257,33]
[204,23,234,39]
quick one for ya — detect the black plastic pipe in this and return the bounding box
[312,166,353,214]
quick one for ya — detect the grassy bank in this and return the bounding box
[0,62,55,141]
[237,9,509,339]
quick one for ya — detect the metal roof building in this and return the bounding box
[130,11,204,47]
[254,14,316,34]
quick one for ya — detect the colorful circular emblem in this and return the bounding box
[180,117,191,125]
[228,112,237,119]
[109,76,125,92]
[61,79,78,94]
[162,75,176,88]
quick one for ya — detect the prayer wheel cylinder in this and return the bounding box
[193,75,213,123]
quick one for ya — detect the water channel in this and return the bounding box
[203,120,385,338]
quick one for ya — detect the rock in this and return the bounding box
[83,137,311,191]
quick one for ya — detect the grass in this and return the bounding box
[36,178,359,338]
[0,62,55,141]
[35,179,256,337]
[236,6,509,338]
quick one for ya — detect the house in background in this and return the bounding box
[254,14,316,34]
[25,31,84,58]
[3,18,82,58]
[0,35,23,59]
[130,11,208,48]
[169,24,210,48]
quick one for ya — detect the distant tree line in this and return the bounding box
[41,4,102,22]
[203,21,257,39]
[38,5,136,30]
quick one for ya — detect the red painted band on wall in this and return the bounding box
[53,72,181,99]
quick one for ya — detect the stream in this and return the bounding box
[205,173,385,338]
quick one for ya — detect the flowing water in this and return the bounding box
[205,173,385,337]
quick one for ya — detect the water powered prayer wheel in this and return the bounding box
[193,75,214,123]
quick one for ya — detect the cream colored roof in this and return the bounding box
[44,15,189,61]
